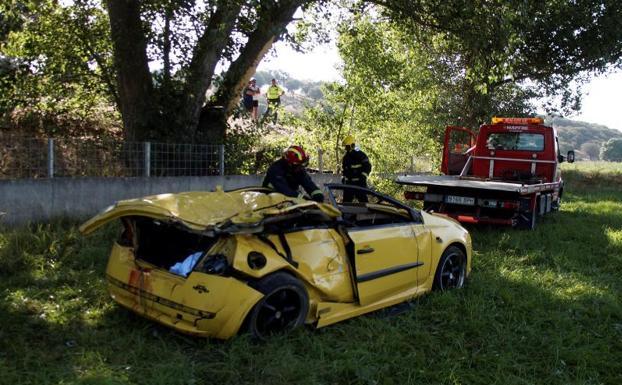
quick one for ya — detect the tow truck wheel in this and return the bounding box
[552,189,563,211]
[516,209,537,230]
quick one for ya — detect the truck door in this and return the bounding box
[441,126,476,175]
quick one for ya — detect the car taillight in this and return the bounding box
[404,191,425,200]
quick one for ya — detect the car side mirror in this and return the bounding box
[567,150,575,163]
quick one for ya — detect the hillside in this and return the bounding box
[548,116,622,159]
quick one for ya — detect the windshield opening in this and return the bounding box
[486,133,544,151]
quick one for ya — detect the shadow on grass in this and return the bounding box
[2,261,621,385]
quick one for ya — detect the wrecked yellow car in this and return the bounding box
[80,184,472,339]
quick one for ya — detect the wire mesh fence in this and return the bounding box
[1,136,225,179]
[1,135,436,180]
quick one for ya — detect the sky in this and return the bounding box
[258,42,622,132]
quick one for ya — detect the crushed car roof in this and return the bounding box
[79,188,341,235]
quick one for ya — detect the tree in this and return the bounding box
[105,0,323,143]
[0,0,116,129]
[580,142,601,161]
[600,138,622,162]
[374,0,622,126]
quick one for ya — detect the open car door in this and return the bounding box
[441,126,476,175]
[326,184,423,306]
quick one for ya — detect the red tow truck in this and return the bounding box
[398,117,575,229]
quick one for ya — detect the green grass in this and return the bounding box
[2,161,622,385]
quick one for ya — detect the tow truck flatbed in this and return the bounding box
[396,174,560,195]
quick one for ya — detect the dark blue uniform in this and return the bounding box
[342,148,371,203]
[262,158,324,202]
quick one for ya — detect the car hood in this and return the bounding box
[79,188,341,235]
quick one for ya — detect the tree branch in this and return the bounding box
[178,0,243,140]
[214,0,311,115]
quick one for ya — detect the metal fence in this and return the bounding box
[1,136,225,179]
[1,136,435,180]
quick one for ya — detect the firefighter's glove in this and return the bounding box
[312,193,325,203]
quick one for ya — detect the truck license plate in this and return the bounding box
[445,195,475,205]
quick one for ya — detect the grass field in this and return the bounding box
[1,162,621,385]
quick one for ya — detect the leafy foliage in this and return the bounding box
[289,14,539,176]
[580,142,602,161]
[600,138,622,162]
[377,0,622,119]
[0,0,116,133]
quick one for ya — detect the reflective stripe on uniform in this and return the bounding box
[348,178,360,182]
[267,86,282,99]
[267,183,274,189]
[289,147,303,161]
[350,164,363,168]
[311,189,323,196]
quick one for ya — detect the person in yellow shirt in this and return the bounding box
[264,78,285,124]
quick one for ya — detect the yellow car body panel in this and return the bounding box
[420,211,473,287]
[82,187,472,339]
[315,285,428,328]
[105,243,263,339]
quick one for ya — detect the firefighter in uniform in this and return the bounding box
[263,145,325,202]
[264,78,285,124]
[341,135,371,203]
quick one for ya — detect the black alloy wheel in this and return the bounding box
[433,246,467,291]
[248,272,309,340]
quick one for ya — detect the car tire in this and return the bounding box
[247,272,309,340]
[433,246,467,291]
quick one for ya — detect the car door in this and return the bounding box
[347,223,420,305]
[326,184,423,306]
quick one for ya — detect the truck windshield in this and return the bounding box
[486,133,544,151]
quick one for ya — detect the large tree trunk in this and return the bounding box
[105,0,154,141]
[177,1,243,142]
[215,0,309,115]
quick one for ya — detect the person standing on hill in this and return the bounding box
[341,135,371,203]
[243,79,254,113]
[264,78,285,124]
[245,78,260,122]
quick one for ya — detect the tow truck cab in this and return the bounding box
[441,117,574,182]
[401,117,575,229]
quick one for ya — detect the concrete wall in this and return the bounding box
[0,174,340,226]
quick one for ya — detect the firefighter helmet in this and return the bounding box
[342,135,355,146]
[283,145,309,166]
